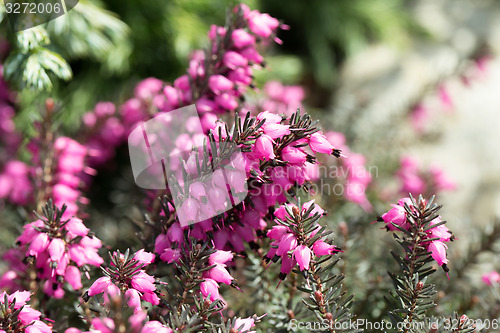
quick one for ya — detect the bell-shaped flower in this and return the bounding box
[200,278,221,302]
[209,250,233,265]
[130,271,156,293]
[125,288,142,313]
[254,134,275,160]
[276,233,297,256]
[428,241,448,266]
[293,245,312,271]
[209,74,234,94]
[308,132,334,154]
[206,264,233,285]
[231,29,255,48]
[87,276,112,297]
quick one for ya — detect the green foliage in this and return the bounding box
[4,26,72,91]
[46,0,131,75]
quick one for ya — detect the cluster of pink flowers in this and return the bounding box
[154,109,341,269]
[244,111,340,202]
[82,102,125,166]
[397,156,455,197]
[200,250,235,304]
[0,203,102,298]
[380,197,453,269]
[192,4,283,129]
[0,67,31,205]
[78,4,284,174]
[0,290,52,333]
[265,200,340,281]
[324,131,373,211]
[66,311,172,333]
[49,137,94,217]
[84,249,160,312]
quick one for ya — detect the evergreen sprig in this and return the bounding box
[387,195,446,332]
[298,256,360,333]
[4,26,72,91]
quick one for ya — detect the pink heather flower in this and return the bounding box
[312,240,338,256]
[28,233,49,257]
[65,265,83,290]
[48,238,66,262]
[189,182,207,201]
[427,217,452,242]
[160,248,181,264]
[247,11,279,38]
[257,110,282,124]
[94,101,116,118]
[226,169,247,194]
[223,51,248,69]
[212,168,228,189]
[302,199,325,217]
[232,29,256,48]
[228,67,252,85]
[438,84,453,111]
[280,255,297,276]
[142,292,160,306]
[209,75,234,94]
[276,233,297,256]
[208,24,226,40]
[206,264,234,285]
[239,47,263,64]
[88,276,112,297]
[179,197,199,226]
[410,103,429,133]
[428,241,448,266]
[293,245,312,271]
[65,218,90,237]
[131,272,156,293]
[25,321,52,333]
[166,222,184,244]
[267,225,289,240]
[196,97,217,113]
[125,289,142,313]
[262,123,290,139]
[397,156,426,196]
[85,250,159,311]
[133,249,156,266]
[209,250,233,265]
[209,186,230,213]
[381,198,411,231]
[233,317,256,333]
[482,271,500,286]
[200,278,222,302]
[254,134,275,160]
[215,93,238,110]
[309,132,334,154]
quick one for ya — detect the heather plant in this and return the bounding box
[1,2,500,333]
